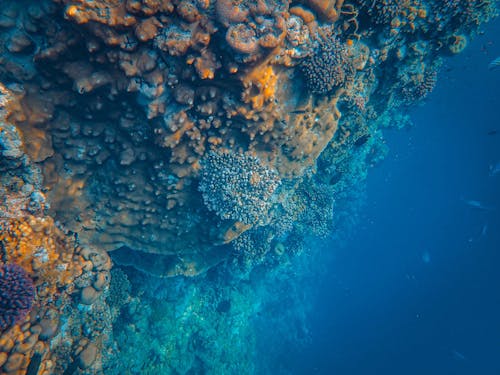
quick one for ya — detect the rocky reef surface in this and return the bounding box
[0,0,497,373]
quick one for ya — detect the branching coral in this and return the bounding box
[299,36,354,94]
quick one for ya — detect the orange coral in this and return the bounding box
[242,64,278,109]
[65,1,137,27]
[304,0,344,22]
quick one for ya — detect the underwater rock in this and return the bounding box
[80,286,101,305]
[78,342,98,369]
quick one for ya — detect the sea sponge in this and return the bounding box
[0,263,35,331]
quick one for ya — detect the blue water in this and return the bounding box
[291,18,500,375]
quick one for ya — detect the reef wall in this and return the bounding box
[0,0,497,373]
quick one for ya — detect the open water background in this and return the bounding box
[289,17,500,375]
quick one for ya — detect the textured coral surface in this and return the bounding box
[0,0,497,373]
[0,264,35,332]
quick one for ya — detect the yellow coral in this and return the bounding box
[243,65,278,109]
[66,5,79,18]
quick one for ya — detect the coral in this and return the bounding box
[400,68,437,103]
[0,263,35,332]
[448,34,468,54]
[397,56,440,104]
[226,23,259,54]
[0,0,494,279]
[106,268,131,313]
[356,0,428,34]
[299,36,354,94]
[199,151,281,225]
[232,227,273,262]
[305,0,344,22]
[0,0,498,372]
[0,85,47,219]
[0,215,112,374]
[431,0,498,32]
[296,182,336,238]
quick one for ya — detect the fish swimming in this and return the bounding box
[488,56,500,70]
[464,199,495,211]
[451,349,467,361]
[290,109,308,114]
[489,161,500,176]
[481,223,488,237]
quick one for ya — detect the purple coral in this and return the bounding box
[0,263,36,331]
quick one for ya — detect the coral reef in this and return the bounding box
[0,86,114,372]
[0,215,113,374]
[300,36,354,94]
[0,263,35,332]
[199,151,281,225]
[0,0,497,372]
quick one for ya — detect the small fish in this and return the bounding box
[451,349,467,361]
[481,223,488,237]
[487,129,497,135]
[290,109,308,114]
[422,251,430,264]
[468,223,488,243]
[489,162,500,176]
[488,56,500,70]
[464,199,495,211]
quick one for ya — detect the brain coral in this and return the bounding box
[198,151,281,225]
[0,263,35,331]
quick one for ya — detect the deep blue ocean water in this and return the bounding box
[288,17,500,375]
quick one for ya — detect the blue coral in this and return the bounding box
[0,263,35,331]
[198,151,281,224]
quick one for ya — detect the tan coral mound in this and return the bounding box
[0,0,368,276]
